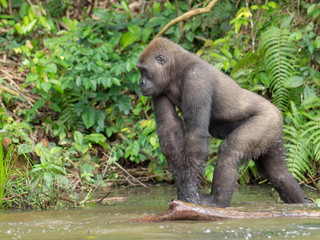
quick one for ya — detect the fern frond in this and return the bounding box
[283,125,313,182]
[54,90,84,130]
[211,0,233,20]
[231,51,260,77]
[305,120,320,162]
[259,27,297,113]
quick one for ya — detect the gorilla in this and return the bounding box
[136,37,307,207]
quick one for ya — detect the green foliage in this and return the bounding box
[283,102,314,181]
[230,7,253,34]
[0,108,33,155]
[31,143,71,193]
[259,27,297,113]
[14,2,57,35]
[0,139,18,207]
[238,161,259,186]
[0,0,7,8]
[15,4,181,181]
[305,120,320,163]
[1,0,320,200]
[25,142,78,209]
[283,98,320,182]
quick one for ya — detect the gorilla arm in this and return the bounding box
[153,95,186,197]
[154,92,211,204]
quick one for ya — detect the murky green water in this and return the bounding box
[0,185,320,239]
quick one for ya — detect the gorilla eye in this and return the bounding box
[155,53,166,65]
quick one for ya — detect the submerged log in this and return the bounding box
[130,200,320,222]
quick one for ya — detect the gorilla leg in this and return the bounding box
[255,139,307,203]
[202,111,284,207]
[180,129,210,203]
[204,150,240,207]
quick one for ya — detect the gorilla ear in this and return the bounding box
[155,53,166,65]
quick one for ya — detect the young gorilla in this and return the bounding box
[136,37,307,207]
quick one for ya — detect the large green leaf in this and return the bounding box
[120,26,141,48]
[81,106,96,129]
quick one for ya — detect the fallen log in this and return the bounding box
[130,200,320,222]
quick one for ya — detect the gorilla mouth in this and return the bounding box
[141,88,153,96]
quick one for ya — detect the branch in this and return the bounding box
[0,85,36,105]
[155,0,219,38]
[308,174,320,193]
[0,192,30,201]
[129,200,320,222]
[113,161,149,188]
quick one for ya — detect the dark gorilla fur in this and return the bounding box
[136,37,307,207]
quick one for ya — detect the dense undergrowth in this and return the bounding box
[0,0,319,209]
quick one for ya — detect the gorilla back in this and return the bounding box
[136,37,307,207]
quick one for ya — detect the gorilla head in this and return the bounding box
[136,38,180,97]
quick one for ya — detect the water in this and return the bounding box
[0,185,320,239]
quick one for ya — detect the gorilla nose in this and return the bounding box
[139,77,145,86]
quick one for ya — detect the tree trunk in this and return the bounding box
[130,200,320,222]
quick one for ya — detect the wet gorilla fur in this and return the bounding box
[136,37,307,207]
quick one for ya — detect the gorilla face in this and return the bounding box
[137,46,168,97]
[139,77,153,96]
[137,65,155,96]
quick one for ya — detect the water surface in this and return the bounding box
[0,185,319,239]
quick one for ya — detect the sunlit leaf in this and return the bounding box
[74,131,83,145]
[307,4,316,15]
[268,1,277,9]
[120,32,140,48]
[84,133,106,143]
[286,76,305,88]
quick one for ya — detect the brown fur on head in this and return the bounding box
[138,38,171,64]
[136,37,180,97]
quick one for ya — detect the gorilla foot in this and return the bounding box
[178,191,201,205]
[199,193,216,206]
[199,193,229,208]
